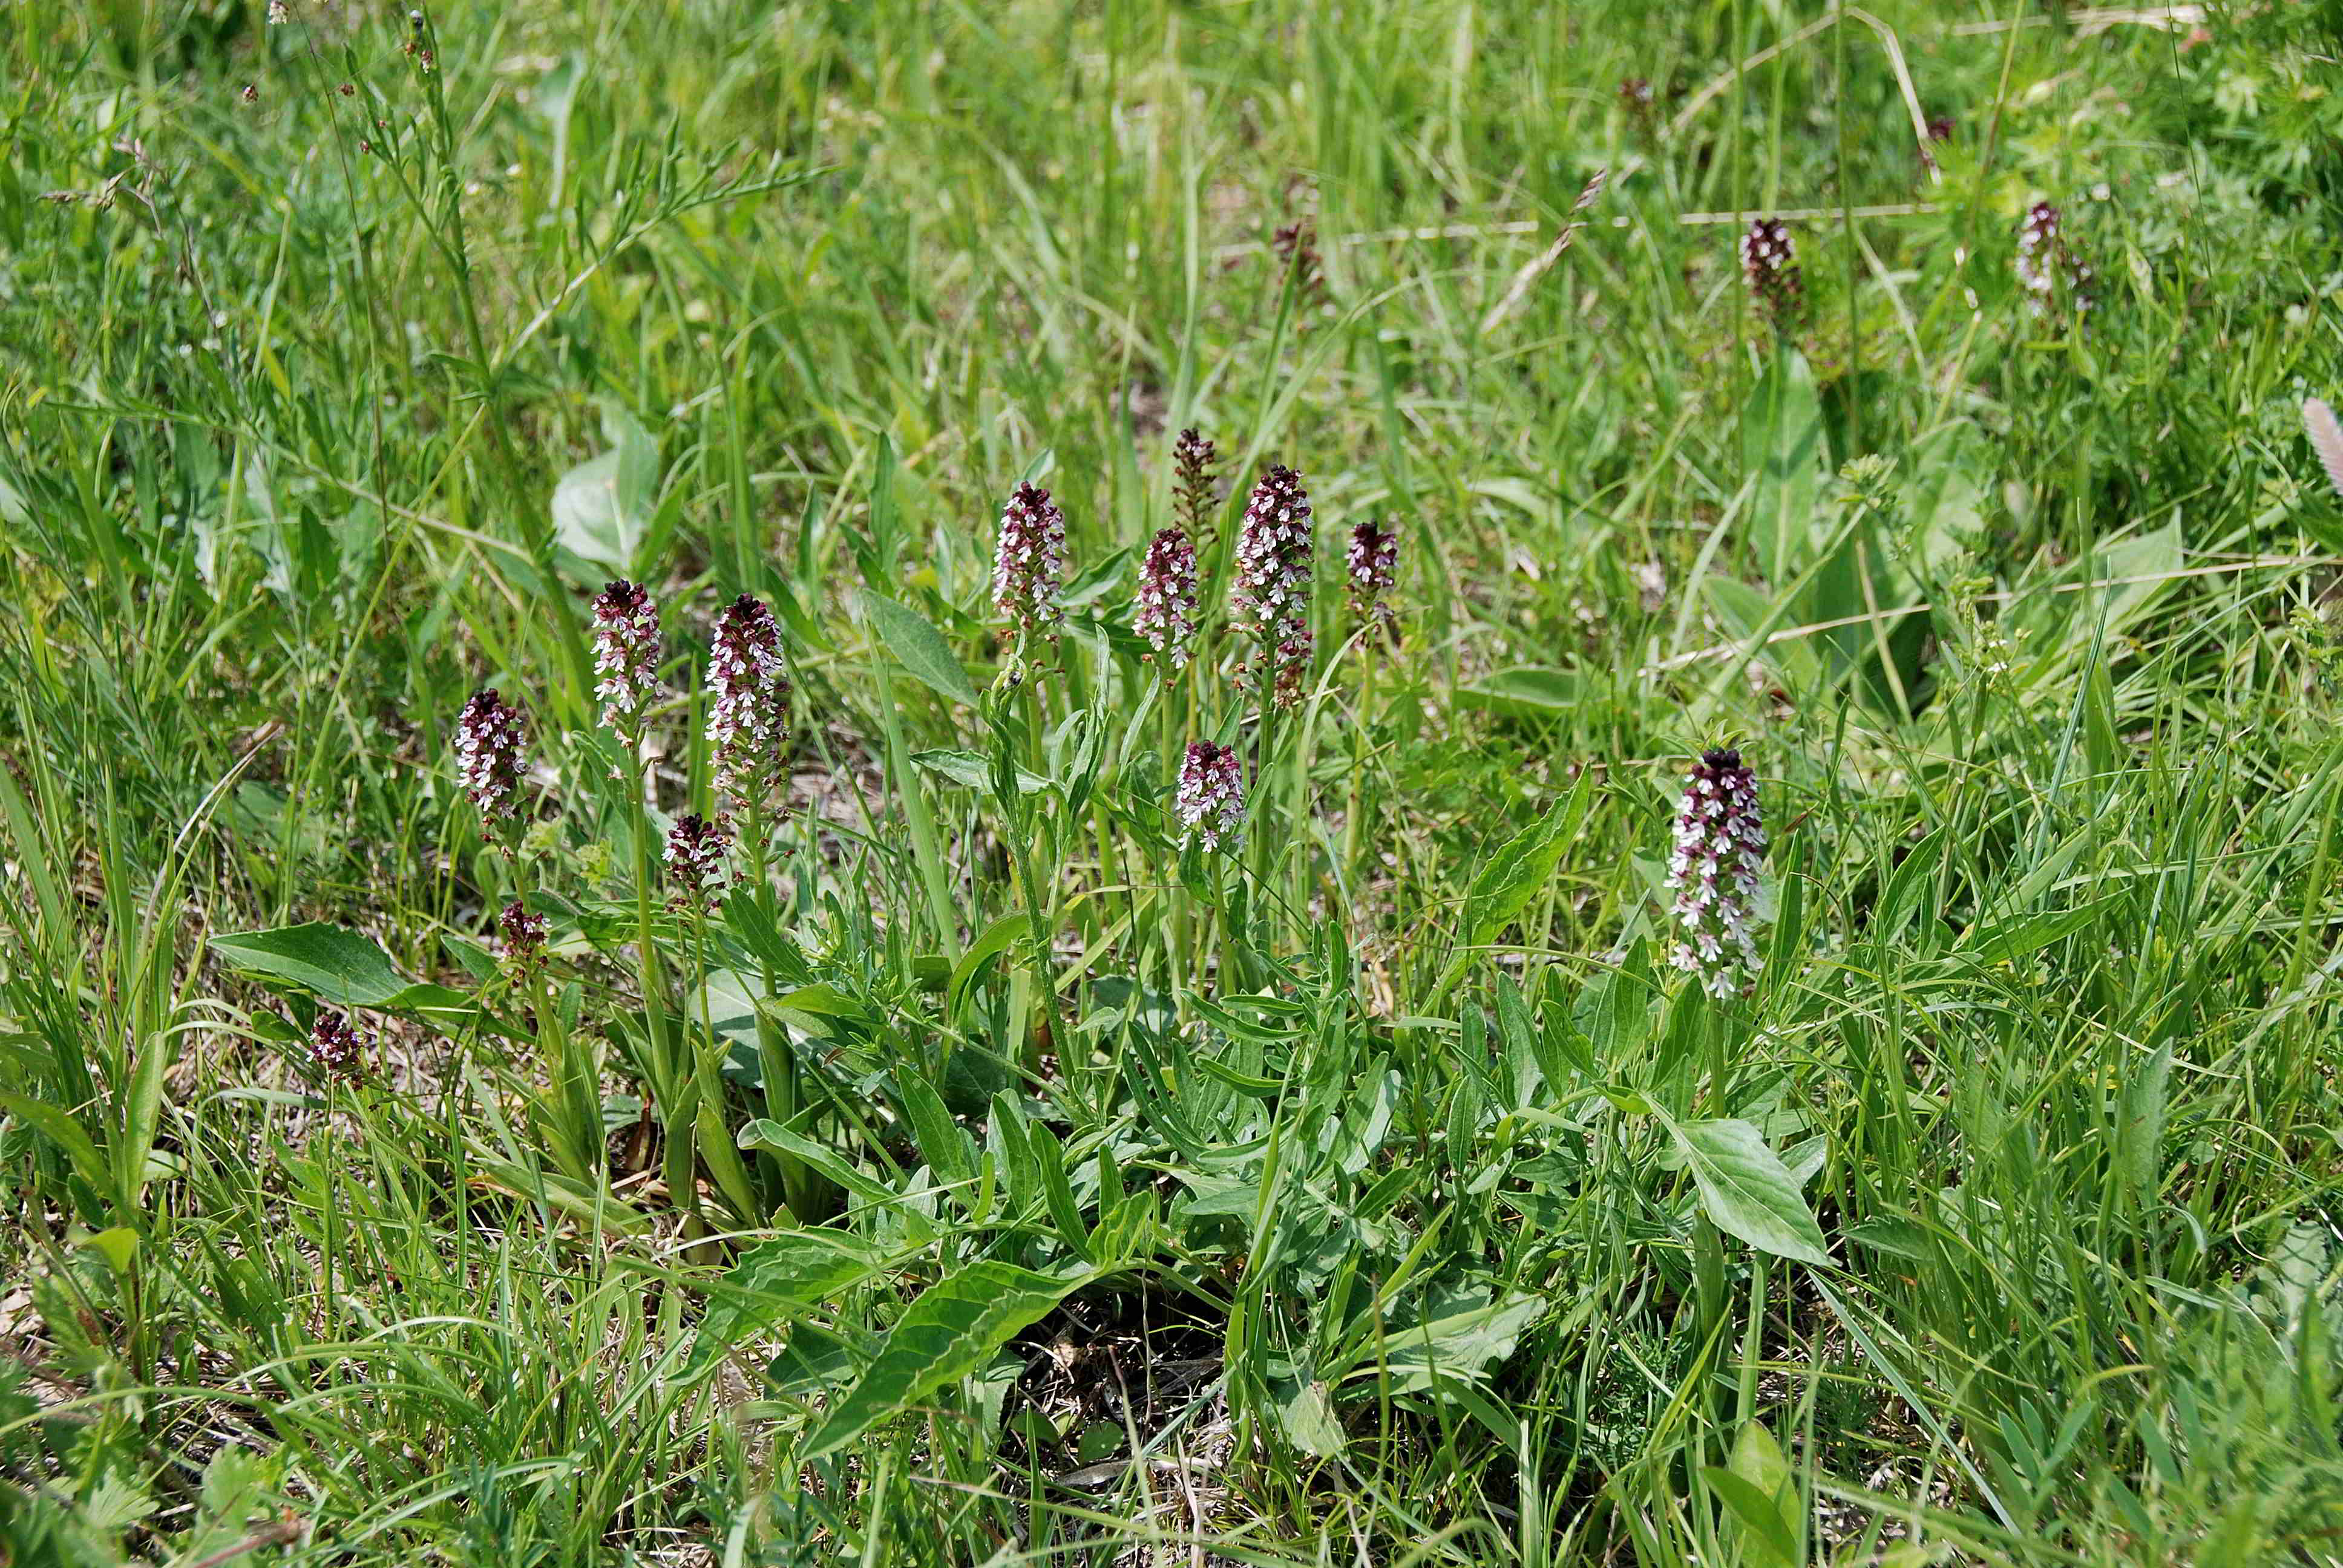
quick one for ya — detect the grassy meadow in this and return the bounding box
[6,0,2343,1561]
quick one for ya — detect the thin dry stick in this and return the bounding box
[1643,556,2335,674]
[1951,5,2206,37]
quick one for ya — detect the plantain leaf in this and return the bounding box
[802,1261,1091,1457]
[210,923,406,1007]
[686,1230,885,1376]
[1660,1114,1830,1266]
[860,590,979,707]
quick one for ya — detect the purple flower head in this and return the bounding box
[1176,742,1245,852]
[455,688,526,824]
[1173,428,1220,538]
[592,579,661,746]
[1232,465,1314,708]
[1135,528,1199,671]
[2015,201,2093,319]
[664,812,729,912]
[1739,218,1803,328]
[992,482,1067,675]
[309,1008,367,1081]
[708,594,792,820]
[1663,748,1768,999]
[499,899,549,972]
[1345,519,1398,631]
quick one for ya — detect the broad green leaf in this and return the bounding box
[686,1230,884,1375]
[1661,1115,1830,1266]
[860,590,979,707]
[802,1261,1090,1457]
[947,913,1030,1016]
[1455,665,1583,716]
[912,748,1046,794]
[551,400,657,572]
[209,923,407,1007]
[895,1070,975,1187]
[1464,768,1594,949]
[1268,1374,1345,1458]
[737,1120,896,1204]
[1346,1289,1543,1394]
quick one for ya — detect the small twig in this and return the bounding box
[185,1514,305,1568]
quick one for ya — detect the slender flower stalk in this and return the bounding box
[1176,742,1246,852]
[992,482,1067,681]
[309,1009,367,1081]
[707,594,792,823]
[1665,748,1768,998]
[1345,520,1398,635]
[1233,465,1314,708]
[454,688,526,826]
[591,580,661,750]
[1136,528,1200,671]
[664,812,729,911]
[1739,218,1803,329]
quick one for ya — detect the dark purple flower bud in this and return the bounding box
[664,812,729,911]
[1620,77,1657,143]
[591,580,661,746]
[455,688,526,824]
[1233,465,1314,708]
[708,594,791,820]
[2015,201,2093,320]
[992,482,1067,676]
[309,1008,367,1080]
[1135,528,1199,671]
[1173,428,1219,540]
[1665,748,1768,998]
[499,899,549,972]
[1176,742,1245,852]
[1345,520,1398,631]
[1739,218,1803,328]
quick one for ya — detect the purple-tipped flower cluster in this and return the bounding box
[1665,748,1768,999]
[1176,742,1246,852]
[1346,520,1398,632]
[664,812,729,911]
[993,482,1067,676]
[592,580,661,746]
[708,594,791,820]
[2015,201,2092,319]
[1173,428,1219,538]
[455,688,526,824]
[309,1009,367,1081]
[1739,218,1803,328]
[1232,465,1314,708]
[1135,528,1199,670]
[499,899,549,972]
